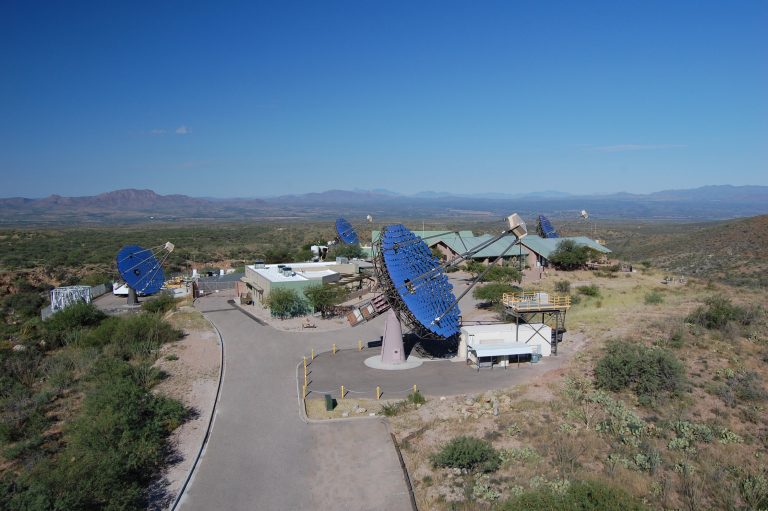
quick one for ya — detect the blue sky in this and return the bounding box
[1,1,766,198]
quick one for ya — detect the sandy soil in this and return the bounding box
[149,305,222,510]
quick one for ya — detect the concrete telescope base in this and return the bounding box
[364,355,424,370]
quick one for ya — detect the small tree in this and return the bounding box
[548,240,590,270]
[266,288,309,319]
[480,265,522,284]
[473,283,518,305]
[465,260,485,278]
[304,284,347,318]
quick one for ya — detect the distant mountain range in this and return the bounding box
[1,185,766,226]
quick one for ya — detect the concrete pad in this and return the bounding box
[364,355,424,370]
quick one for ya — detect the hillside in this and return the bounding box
[620,215,768,288]
[2,186,768,226]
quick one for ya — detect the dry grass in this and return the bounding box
[166,306,211,331]
[386,268,768,510]
[305,397,386,420]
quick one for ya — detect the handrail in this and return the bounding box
[502,292,571,309]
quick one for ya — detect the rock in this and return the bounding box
[464,396,474,405]
[440,396,447,401]
[12,344,25,352]
[369,412,376,417]
[493,405,500,417]
[356,407,367,414]
[416,404,421,409]
[342,412,349,418]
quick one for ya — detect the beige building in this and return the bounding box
[243,259,369,303]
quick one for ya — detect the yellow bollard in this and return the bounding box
[304,369,307,387]
[302,384,307,399]
[303,356,307,370]
[333,343,337,355]
[376,386,381,400]
[413,384,417,394]
[311,348,315,360]
[358,340,363,351]
[340,385,345,400]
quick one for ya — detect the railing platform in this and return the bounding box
[502,292,571,312]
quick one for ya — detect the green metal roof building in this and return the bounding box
[370,229,530,264]
[520,235,611,267]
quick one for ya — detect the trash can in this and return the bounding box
[531,353,541,363]
[324,394,334,411]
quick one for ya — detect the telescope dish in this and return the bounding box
[580,209,589,220]
[116,244,171,295]
[536,215,560,238]
[375,224,460,338]
[335,217,360,245]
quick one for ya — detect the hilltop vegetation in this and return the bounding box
[608,215,767,288]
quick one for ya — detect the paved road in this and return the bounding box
[179,296,411,511]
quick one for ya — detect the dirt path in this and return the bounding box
[150,305,222,509]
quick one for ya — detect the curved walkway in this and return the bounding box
[178,296,411,511]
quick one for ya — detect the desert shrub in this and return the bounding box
[141,293,177,314]
[381,400,409,416]
[577,284,600,297]
[381,392,425,416]
[687,296,759,331]
[84,314,182,359]
[740,470,768,510]
[594,341,685,405]
[20,359,184,509]
[43,302,107,347]
[2,292,46,320]
[0,385,49,445]
[644,291,664,305]
[717,370,767,406]
[266,288,310,319]
[667,324,685,348]
[500,480,648,510]
[407,390,426,405]
[554,280,571,293]
[431,436,501,472]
